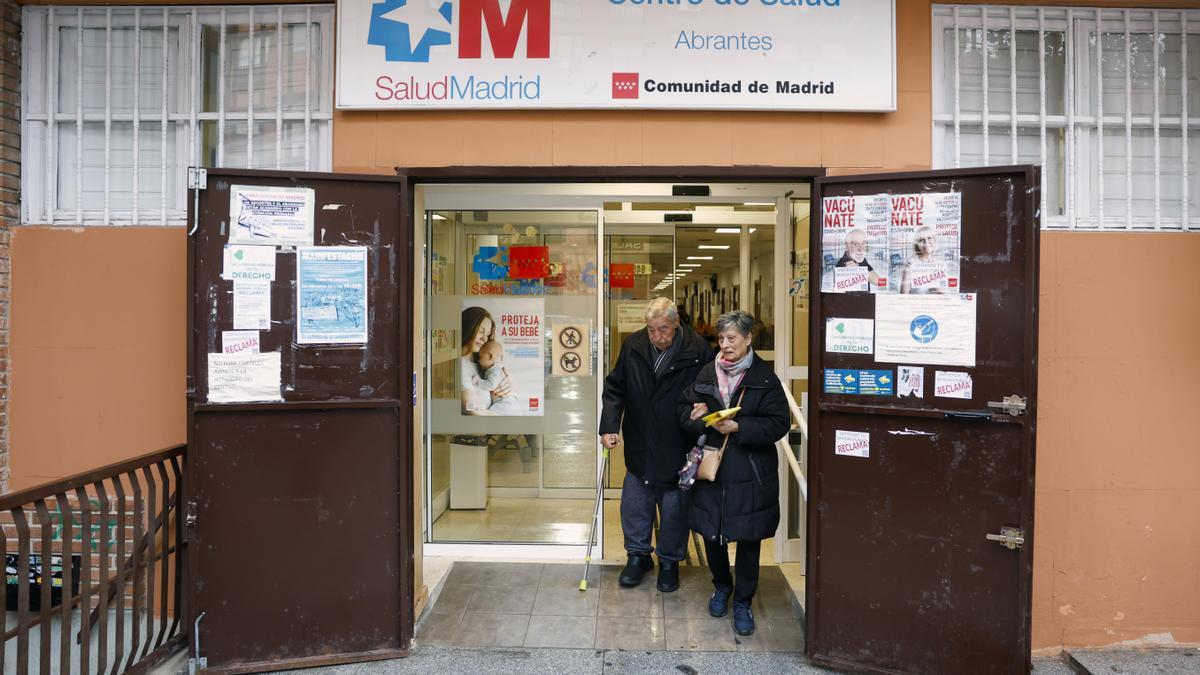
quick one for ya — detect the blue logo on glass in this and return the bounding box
[910,315,938,343]
[367,0,453,63]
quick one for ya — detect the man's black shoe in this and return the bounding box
[656,560,679,593]
[618,554,654,587]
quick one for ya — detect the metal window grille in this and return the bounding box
[20,5,334,226]
[933,5,1200,231]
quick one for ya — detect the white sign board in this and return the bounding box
[874,293,977,367]
[222,245,276,282]
[336,0,896,111]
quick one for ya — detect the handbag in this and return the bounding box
[695,390,745,482]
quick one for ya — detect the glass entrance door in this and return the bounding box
[424,208,603,556]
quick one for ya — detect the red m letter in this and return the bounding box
[458,0,550,59]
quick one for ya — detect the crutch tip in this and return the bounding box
[578,580,588,591]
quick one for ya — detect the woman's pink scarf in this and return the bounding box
[715,348,754,408]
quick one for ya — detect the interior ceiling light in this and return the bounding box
[432,213,447,220]
[687,256,714,260]
[743,201,774,206]
[697,245,730,250]
[678,263,701,267]
[713,227,758,234]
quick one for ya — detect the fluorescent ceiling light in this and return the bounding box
[697,245,730,250]
[712,227,757,234]
[678,263,701,268]
[687,256,713,260]
[432,213,447,220]
[743,201,774,206]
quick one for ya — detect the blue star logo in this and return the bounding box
[368,0,453,63]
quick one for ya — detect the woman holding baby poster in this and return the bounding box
[460,300,545,417]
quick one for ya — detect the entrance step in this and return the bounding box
[275,646,825,674]
[416,562,804,653]
[1065,647,1200,674]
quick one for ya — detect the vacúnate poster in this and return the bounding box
[460,298,545,417]
[820,194,890,293]
[889,192,962,293]
[821,191,963,295]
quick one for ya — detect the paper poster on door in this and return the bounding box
[824,369,859,395]
[897,366,924,398]
[825,318,874,355]
[874,293,977,366]
[889,192,962,293]
[821,194,889,293]
[834,430,870,458]
[934,371,973,399]
[228,185,315,246]
[232,280,271,330]
[857,370,894,396]
[222,244,276,281]
[461,298,545,416]
[296,246,368,344]
[207,352,282,403]
[221,330,260,354]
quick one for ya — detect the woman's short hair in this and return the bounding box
[913,226,936,253]
[645,297,679,322]
[715,310,754,337]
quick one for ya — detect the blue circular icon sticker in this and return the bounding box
[910,315,939,343]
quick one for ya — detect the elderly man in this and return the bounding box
[600,297,714,591]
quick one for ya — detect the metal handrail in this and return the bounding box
[1,444,186,674]
[776,385,808,500]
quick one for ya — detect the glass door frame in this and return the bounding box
[415,180,813,562]
[420,187,607,560]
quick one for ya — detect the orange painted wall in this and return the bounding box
[10,227,186,491]
[7,0,1198,655]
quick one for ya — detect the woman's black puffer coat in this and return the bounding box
[678,354,790,544]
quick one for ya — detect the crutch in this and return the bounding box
[579,446,610,591]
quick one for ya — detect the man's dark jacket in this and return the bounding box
[600,326,714,485]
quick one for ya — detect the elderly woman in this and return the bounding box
[678,309,789,636]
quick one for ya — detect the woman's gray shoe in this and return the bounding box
[618,554,654,587]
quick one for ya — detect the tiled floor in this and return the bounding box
[415,562,805,652]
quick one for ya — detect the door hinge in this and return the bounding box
[987,394,1027,417]
[187,167,208,191]
[185,499,198,540]
[986,526,1025,550]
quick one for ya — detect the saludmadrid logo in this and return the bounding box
[368,0,549,102]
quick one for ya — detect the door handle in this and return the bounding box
[986,526,1025,550]
[943,411,992,422]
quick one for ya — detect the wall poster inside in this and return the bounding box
[460,298,545,417]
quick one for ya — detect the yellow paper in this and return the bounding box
[702,406,741,427]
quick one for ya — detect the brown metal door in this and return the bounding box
[806,166,1040,674]
[186,169,413,672]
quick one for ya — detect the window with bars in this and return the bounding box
[933,5,1200,231]
[21,5,334,226]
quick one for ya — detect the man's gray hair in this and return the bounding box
[645,297,679,322]
[715,310,754,337]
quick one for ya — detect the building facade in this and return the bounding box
[2,0,1198,656]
